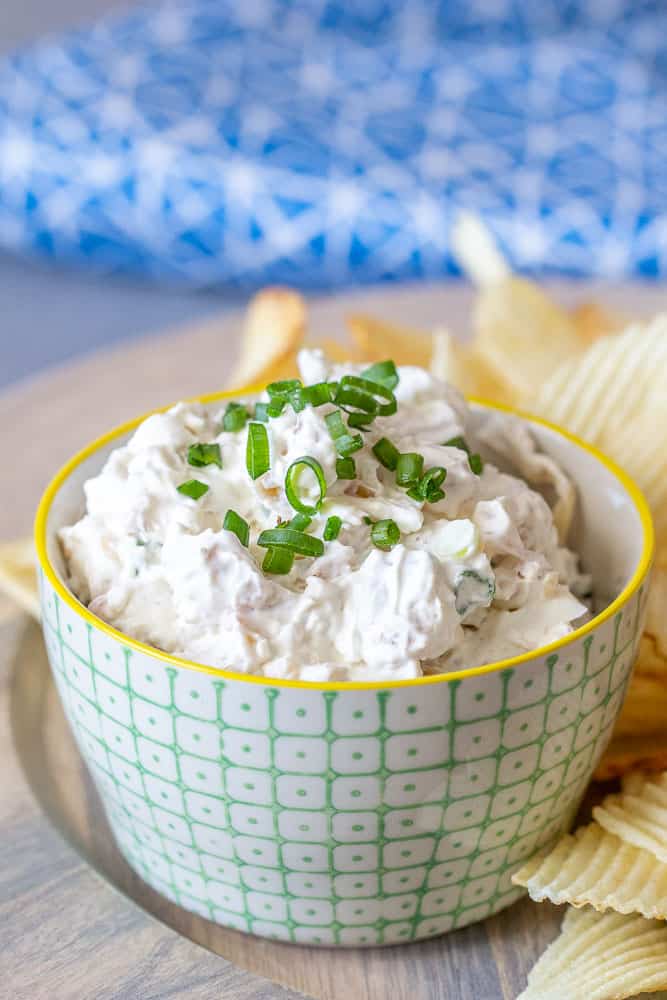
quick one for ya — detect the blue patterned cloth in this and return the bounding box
[0,1,665,287]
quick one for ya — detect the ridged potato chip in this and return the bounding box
[471,276,585,399]
[429,328,513,402]
[594,773,667,863]
[518,907,667,1000]
[346,313,433,367]
[646,567,667,660]
[570,301,625,343]
[527,317,667,542]
[0,538,39,619]
[513,823,667,920]
[226,287,306,389]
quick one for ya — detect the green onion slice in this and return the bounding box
[285,456,327,515]
[222,403,248,432]
[223,509,249,547]
[346,409,375,429]
[361,359,399,391]
[335,457,356,479]
[444,435,470,453]
[336,374,397,416]
[257,528,324,558]
[267,398,286,418]
[335,433,363,457]
[455,569,496,615]
[285,513,312,532]
[254,402,270,423]
[177,479,209,500]
[288,388,307,412]
[323,515,343,541]
[396,452,424,487]
[262,547,294,574]
[188,443,222,468]
[372,436,400,471]
[302,382,337,406]
[370,518,400,550]
[468,453,484,475]
[246,422,270,480]
[325,410,347,439]
[267,379,302,400]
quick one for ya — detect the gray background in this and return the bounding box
[0,0,233,390]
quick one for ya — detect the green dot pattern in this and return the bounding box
[39,570,647,946]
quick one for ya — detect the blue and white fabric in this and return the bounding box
[0,1,665,288]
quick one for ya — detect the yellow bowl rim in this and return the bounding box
[34,387,654,691]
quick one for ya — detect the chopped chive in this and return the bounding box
[336,374,397,416]
[336,457,356,479]
[323,515,342,541]
[286,513,312,532]
[325,410,347,440]
[361,359,399,391]
[223,509,249,547]
[396,452,424,487]
[188,442,222,468]
[262,547,294,574]
[288,388,307,412]
[257,528,324,558]
[371,518,400,550]
[421,466,447,502]
[222,402,248,432]
[372,437,400,471]
[406,486,424,502]
[285,456,327,515]
[468,453,484,475]
[302,382,337,406]
[444,435,470,453]
[246,422,270,480]
[363,515,374,525]
[177,479,209,500]
[346,410,375,429]
[335,432,363,457]
[267,379,302,400]
[267,398,286,418]
[254,402,270,422]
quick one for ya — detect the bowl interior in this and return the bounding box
[44,403,649,657]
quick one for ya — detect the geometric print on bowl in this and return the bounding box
[40,571,646,945]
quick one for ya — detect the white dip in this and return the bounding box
[60,350,591,681]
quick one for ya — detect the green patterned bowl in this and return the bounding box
[34,392,653,946]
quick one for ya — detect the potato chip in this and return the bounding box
[527,317,667,543]
[595,736,667,783]
[312,337,366,365]
[517,907,667,1000]
[0,537,39,619]
[450,212,510,287]
[471,276,584,399]
[226,286,306,389]
[594,772,667,863]
[429,328,514,403]
[570,301,625,344]
[513,822,667,920]
[646,567,667,660]
[346,313,433,367]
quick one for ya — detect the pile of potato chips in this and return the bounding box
[229,215,667,997]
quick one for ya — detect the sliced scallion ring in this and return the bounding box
[335,457,356,479]
[336,374,397,416]
[177,479,209,500]
[222,403,248,432]
[262,547,294,574]
[323,515,342,541]
[188,443,222,468]
[372,437,399,471]
[370,518,400,550]
[267,378,302,400]
[285,456,327,515]
[396,452,424,487]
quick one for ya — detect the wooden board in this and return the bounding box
[2,281,666,1000]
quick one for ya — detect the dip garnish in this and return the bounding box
[258,528,324,558]
[262,547,294,575]
[396,452,424,487]
[246,421,270,479]
[223,509,249,547]
[335,457,356,479]
[325,410,363,457]
[407,466,447,504]
[253,402,270,422]
[444,435,484,475]
[188,442,222,468]
[285,457,327,516]
[222,402,249,432]
[372,436,399,471]
[323,515,342,541]
[177,479,209,500]
[370,518,400,550]
[361,359,399,390]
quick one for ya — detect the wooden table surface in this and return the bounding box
[2,281,665,1000]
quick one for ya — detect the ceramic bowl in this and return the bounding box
[34,393,653,946]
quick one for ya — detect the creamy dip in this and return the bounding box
[60,350,591,681]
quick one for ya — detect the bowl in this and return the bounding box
[34,392,653,946]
